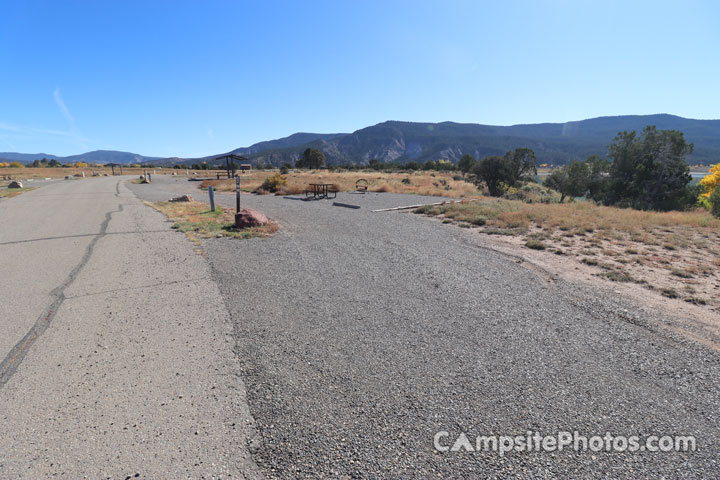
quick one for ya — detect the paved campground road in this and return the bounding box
[130,177,720,478]
[0,177,260,478]
[0,175,718,478]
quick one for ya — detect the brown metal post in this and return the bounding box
[234,175,243,227]
[235,175,240,213]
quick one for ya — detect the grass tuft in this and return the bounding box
[600,270,634,282]
[525,239,547,250]
[0,187,37,199]
[661,288,680,299]
[147,201,278,242]
[670,268,694,279]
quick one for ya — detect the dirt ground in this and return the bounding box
[418,212,720,351]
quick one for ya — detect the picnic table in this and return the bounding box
[305,183,337,199]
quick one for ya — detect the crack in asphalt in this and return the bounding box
[63,276,211,300]
[0,230,171,246]
[0,182,124,389]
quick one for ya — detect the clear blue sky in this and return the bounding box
[1,0,717,158]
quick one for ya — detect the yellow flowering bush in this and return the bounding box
[699,163,720,216]
[699,163,720,199]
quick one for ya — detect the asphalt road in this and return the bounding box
[0,177,261,478]
[3,175,719,478]
[130,176,720,478]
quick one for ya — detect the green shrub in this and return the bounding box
[259,173,287,193]
[503,182,560,203]
[710,187,720,218]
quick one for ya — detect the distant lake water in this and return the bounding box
[691,172,707,185]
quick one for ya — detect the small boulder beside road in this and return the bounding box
[8,180,23,189]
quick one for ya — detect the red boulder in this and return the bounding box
[235,208,268,228]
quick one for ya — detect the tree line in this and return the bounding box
[546,126,701,211]
[458,126,714,214]
[291,148,460,172]
[25,158,96,168]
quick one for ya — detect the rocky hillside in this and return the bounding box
[220,114,720,167]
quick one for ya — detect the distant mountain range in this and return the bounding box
[5,114,719,167]
[0,150,161,165]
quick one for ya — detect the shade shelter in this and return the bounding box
[215,154,249,178]
[107,163,123,176]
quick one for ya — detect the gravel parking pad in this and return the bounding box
[131,176,720,478]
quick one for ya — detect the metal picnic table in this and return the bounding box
[305,183,337,199]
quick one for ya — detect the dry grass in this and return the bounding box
[281,184,306,195]
[0,187,37,199]
[148,201,279,244]
[200,170,480,197]
[419,199,720,233]
[417,197,720,312]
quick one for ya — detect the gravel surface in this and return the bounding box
[0,177,260,478]
[130,177,720,478]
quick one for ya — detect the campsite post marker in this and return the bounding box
[236,175,240,213]
[234,175,243,228]
[209,186,215,212]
